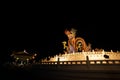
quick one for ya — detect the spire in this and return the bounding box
[24,49,28,54]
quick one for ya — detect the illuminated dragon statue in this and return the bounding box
[62,28,91,53]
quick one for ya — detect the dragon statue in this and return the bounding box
[62,28,91,53]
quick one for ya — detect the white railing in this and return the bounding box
[39,56,120,65]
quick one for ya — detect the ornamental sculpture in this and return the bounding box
[63,28,91,53]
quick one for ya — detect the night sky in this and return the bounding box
[1,8,120,63]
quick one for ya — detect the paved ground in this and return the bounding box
[1,64,120,80]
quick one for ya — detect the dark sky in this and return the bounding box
[1,7,120,63]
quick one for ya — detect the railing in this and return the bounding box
[40,60,87,65]
[39,56,120,65]
[40,60,120,65]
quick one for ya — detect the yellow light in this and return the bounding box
[16,57,19,60]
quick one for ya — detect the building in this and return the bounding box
[11,50,37,66]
